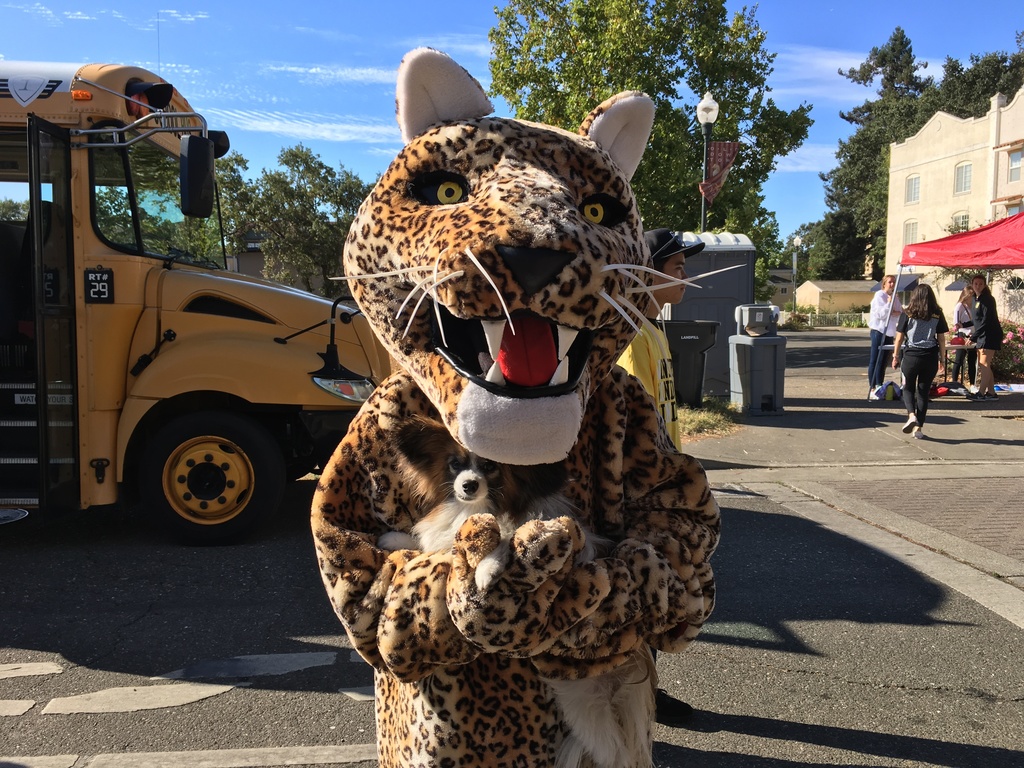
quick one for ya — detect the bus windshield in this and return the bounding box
[90,128,224,268]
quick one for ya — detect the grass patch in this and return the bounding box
[679,397,741,440]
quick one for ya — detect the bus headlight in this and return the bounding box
[311,376,376,403]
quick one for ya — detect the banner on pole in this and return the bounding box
[699,141,740,206]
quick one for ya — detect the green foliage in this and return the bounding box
[0,198,28,221]
[247,145,372,296]
[488,0,811,248]
[810,26,1024,279]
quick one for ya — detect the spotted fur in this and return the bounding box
[312,48,719,768]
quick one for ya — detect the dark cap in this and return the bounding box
[125,80,173,110]
[644,228,706,268]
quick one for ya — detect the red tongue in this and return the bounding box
[497,316,557,387]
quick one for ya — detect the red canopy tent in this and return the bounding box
[901,211,1024,269]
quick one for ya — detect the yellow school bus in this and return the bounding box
[0,62,388,542]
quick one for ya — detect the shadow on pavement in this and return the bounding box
[655,711,1024,767]
[700,505,949,655]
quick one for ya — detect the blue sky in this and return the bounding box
[2,1,1020,240]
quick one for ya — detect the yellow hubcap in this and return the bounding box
[162,436,254,525]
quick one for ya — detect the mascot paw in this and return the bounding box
[447,516,597,654]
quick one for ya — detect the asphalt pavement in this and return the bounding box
[653,327,1024,767]
[1,327,1022,767]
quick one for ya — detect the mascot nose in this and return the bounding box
[496,245,575,297]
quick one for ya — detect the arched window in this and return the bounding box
[903,220,919,245]
[952,212,970,231]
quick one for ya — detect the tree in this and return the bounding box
[488,0,811,260]
[821,28,933,278]
[0,198,28,220]
[814,27,1024,280]
[247,146,371,296]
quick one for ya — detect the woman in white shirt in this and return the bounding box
[867,275,902,399]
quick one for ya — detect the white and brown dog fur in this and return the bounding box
[378,415,657,768]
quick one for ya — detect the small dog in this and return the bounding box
[377,415,656,768]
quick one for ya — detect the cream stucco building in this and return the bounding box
[886,86,1024,322]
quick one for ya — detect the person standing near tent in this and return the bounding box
[892,284,948,439]
[950,285,977,387]
[867,275,902,399]
[962,274,1002,401]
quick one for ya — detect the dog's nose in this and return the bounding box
[461,478,479,495]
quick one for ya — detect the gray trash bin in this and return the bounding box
[663,320,719,408]
[728,305,786,415]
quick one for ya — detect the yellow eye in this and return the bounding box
[582,201,605,224]
[578,193,628,227]
[409,171,470,206]
[437,181,464,204]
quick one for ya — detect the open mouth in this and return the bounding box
[433,306,593,399]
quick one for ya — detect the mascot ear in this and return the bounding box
[580,91,655,181]
[397,48,494,143]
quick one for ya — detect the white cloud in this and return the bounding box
[261,64,397,86]
[776,143,839,174]
[403,33,492,60]
[771,44,875,105]
[203,108,399,144]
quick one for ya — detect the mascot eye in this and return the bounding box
[409,171,469,205]
[579,193,627,227]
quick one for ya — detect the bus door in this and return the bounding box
[27,115,79,511]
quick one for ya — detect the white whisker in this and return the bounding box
[598,290,642,334]
[602,263,702,290]
[331,265,438,281]
[432,254,448,349]
[400,271,465,340]
[463,247,515,334]
[617,294,650,327]
[396,272,440,321]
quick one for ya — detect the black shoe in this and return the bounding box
[655,688,694,727]
[965,392,980,401]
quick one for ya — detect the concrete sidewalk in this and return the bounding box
[693,328,1024,596]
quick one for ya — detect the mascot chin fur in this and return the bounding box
[312,48,719,768]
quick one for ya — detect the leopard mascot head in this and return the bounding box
[344,48,656,464]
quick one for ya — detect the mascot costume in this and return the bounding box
[312,48,719,768]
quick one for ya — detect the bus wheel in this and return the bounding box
[140,411,285,544]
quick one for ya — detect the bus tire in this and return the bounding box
[140,411,285,544]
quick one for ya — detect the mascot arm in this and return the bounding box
[312,385,483,683]
[530,374,720,678]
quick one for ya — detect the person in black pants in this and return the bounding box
[892,284,948,439]
[961,274,1002,401]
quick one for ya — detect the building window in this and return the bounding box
[1007,276,1024,290]
[1009,204,1022,216]
[954,162,972,194]
[904,220,919,245]
[780,286,788,295]
[905,175,920,204]
[1011,150,1022,183]
[952,212,970,231]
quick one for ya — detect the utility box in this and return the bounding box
[668,232,757,398]
[663,320,719,408]
[729,304,786,415]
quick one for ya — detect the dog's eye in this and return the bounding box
[579,193,627,227]
[447,456,463,474]
[409,171,469,205]
[479,459,498,474]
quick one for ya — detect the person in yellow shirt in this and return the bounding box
[619,228,705,450]
[617,227,705,727]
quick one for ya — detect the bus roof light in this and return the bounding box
[71,89,92,101]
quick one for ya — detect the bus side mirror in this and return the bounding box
[180,135,215,218]
[209,130,231,159]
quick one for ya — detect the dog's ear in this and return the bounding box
[395,415,457,472]
[511,461,567,499]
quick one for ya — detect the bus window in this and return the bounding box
[90,130,224,268]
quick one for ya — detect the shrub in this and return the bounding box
[993,323,1024,381]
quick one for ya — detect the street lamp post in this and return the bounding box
[791,236,802,313]
[696,92,719,233]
